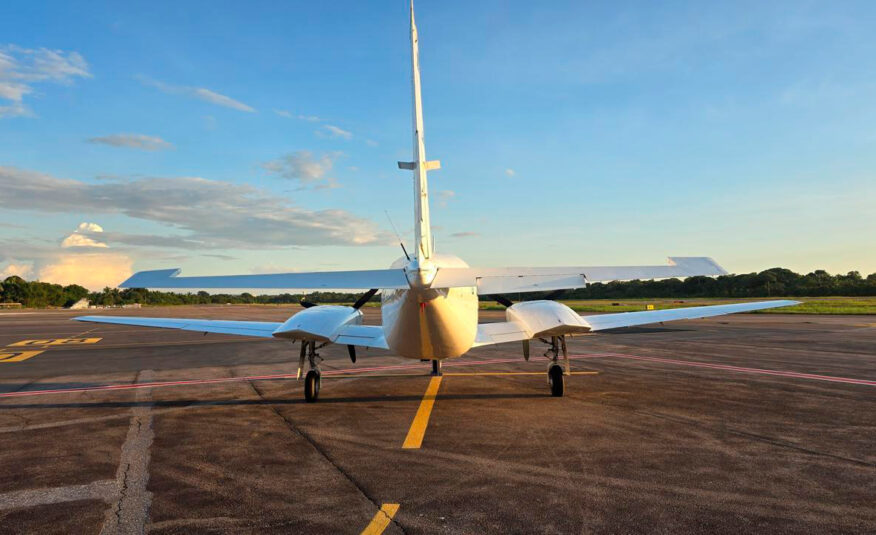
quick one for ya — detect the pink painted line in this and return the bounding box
[568,352,876,386]
[0,354,598,399]
[3,350,869,400]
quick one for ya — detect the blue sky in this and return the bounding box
[1,0,874,289]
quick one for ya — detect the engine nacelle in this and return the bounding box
[272,305,363,342]
[505,300,591,338]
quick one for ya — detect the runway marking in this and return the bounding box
[0,350,45,363]
[100,370,154,535]
[8,337,102,347]
[402,376,442,449]
[0,480,116,510]
[361,503,400,535]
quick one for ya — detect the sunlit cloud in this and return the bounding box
[38,252,132,290]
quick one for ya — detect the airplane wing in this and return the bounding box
[74,315,283,338]
[433,257,726,294]
[473,300,799,346]
[119,268,410,290]
[73,316,390,350]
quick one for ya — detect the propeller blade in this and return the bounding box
[352,288,379,310]
[490,294,514,308]
[523,339,530,361]
[300,300,317,308]
[347,344,357,363]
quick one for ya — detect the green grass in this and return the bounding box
[479,297,876,315]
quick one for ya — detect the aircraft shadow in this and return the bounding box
[0,392,546,410]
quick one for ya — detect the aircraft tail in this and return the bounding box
[398,0,439,261]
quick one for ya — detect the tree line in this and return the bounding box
[1,268,874,308]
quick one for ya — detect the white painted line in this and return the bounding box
[0,480,115,510]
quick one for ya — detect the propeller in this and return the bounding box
[490,294,514,308]
[300,299,317,308]
[347,344,356,363]
[352,288,379,309]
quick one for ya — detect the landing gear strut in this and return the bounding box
[298,340,323,402]
[542,335,569,397]
[431,359,442,376]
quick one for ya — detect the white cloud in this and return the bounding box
[273,109,293,118]
[0,166,386,249]
[138,76,255,112]
[193,88,255,112]
[77,222,104,233]
[450,231,479,238]
[320,124,353,140]
[436,189,456,207]
[1,262,33,279]
[61,233,108,248]
[505,168,516,177]
[0,45,91,118]
[38,252,132,290]
[88,134,173,151]
[298,114,322,122]
[365,139,379,147]
[261,151,342,189]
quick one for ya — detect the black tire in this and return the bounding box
[304,370,321,402]
[548,365,564,397]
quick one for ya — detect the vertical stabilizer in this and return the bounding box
[399,0,440,261]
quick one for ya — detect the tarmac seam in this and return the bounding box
[100,370,155,535]
[245,379,408,535]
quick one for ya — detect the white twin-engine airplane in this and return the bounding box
[75,2,797,401]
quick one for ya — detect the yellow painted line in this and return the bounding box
[0,350,45,363]
[360,503,400,535]
[402,376,442,449]
[8,338,102,347]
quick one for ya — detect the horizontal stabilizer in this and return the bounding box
[120,268,410,290]
[397,160,440,171]
[432,257,728,295]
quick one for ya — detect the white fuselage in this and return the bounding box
[381,254,479,360]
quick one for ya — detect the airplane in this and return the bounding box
[74,2,798,402]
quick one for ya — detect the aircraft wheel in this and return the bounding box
[304,370,321,402]
[548,364,564,397]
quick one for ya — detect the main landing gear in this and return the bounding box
[298,340,324,402]
[542,335,570,397]
[431,359,442,376]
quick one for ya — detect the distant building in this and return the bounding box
[68,299,90,310]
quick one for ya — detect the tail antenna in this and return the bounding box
[385,210,411,261]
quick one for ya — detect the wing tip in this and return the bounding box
[119,268,182,288]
